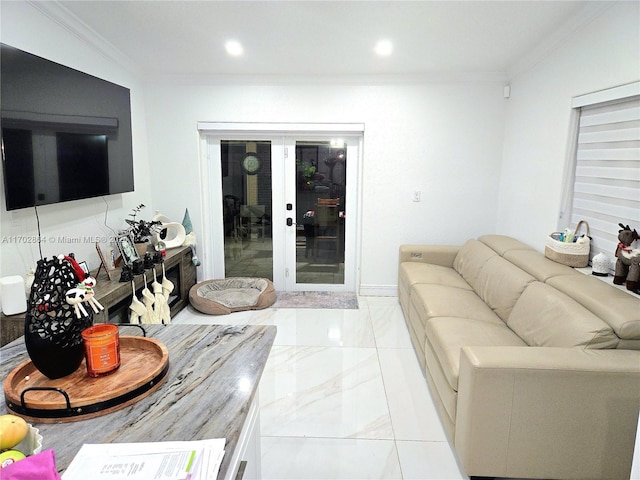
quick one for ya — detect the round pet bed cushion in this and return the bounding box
[189,277,276,315]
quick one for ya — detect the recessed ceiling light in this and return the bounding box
[374,39,393,56]
[225,40,244,56]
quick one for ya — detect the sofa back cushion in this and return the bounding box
[478,234,534,256]
[453,240,497,290]
[475,256,535,321]
[547,275,640,341]
[453,240,534,322]
[503,249,581,282]
[507,282,619,349]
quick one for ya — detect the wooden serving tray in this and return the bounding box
[4,336,169,423]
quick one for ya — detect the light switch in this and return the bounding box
[412,191,421,202]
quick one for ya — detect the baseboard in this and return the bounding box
[358,284,397,297]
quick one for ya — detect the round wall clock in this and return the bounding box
[241,153,262,175]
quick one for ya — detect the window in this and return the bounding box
[560,82,640,267]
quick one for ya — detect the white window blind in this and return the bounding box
[566,88,640,265]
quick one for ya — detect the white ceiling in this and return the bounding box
[56,0,605,80]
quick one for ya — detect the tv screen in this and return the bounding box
[1,43,134,210]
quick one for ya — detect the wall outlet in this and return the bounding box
[412,191,421,202]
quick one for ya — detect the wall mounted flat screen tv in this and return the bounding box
[1,43,134,211]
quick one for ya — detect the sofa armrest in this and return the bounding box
[398,244,460,267]
[455,346,640,479]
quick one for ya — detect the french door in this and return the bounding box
[199,125,362,292]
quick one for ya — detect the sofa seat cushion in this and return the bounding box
[410,284,503,327]
[399,262,472,292]
[425,337,459,427]
[426,316,526,391]
[547,275,640,341]
[407,298,427,363]
[507,282,619,349]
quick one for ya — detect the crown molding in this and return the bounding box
[144,71,509,87]
[27,0,141,77]
[506,1,615,81]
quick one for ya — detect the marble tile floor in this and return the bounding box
[173,296,469,479]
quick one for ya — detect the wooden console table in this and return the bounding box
[0,245,197,346]
[1,324,276,480]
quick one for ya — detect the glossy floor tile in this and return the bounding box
[173,296,469,479]
[256,307,376,348]
[396,441,468,480]
[260,345,393,439]
[261,437,402,479]
[378,348,448,442]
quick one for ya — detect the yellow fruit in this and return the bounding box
[0,449,26,468]
[0,414,28,450]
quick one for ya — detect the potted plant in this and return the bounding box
[124,204,162,256]
[296,159,317,189]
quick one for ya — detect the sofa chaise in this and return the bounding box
[398,235,640,479]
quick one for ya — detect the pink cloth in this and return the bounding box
[0,449,61,480]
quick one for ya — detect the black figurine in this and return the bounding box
[153,251,164,264]
[132,258,145,275]
[119,265,133,282]
[143,253,155,270]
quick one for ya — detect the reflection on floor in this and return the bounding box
[173,296,470,479]
[224,236,344,284]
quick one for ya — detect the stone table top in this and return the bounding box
[0,323,277,479]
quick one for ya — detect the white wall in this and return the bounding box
[497,1,640,251]
[6,1,632,294]
[0,2,152,279]
[144,81,507,293]
[0,1,508,294]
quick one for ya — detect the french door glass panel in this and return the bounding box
[221,140,273,280]
[284,136,358,292]
[294,140,346,285]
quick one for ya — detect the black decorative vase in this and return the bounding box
[24,256,93,379]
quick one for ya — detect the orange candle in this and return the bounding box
[82,324,121,377]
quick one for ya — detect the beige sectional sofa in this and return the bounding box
[398,235,640,479]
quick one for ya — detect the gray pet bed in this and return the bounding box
[189,277,276,315]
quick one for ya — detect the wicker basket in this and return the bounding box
[544,220,591,267]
